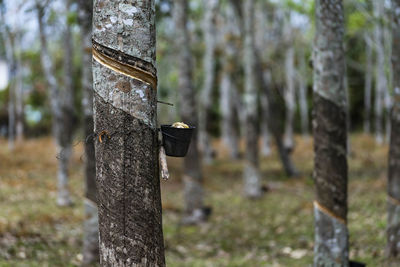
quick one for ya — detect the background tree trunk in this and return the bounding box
[386,0,400,258]
[364,33,373,134]
[77,0,99,264]
[92,1,165,265]
[219,2,240,159]
[384,21,393,143]
[243,0,262,198]
[252,3,297,176]
[313,0,349,266]
[199,0,219,164]
[36,2,73,207]
[14,33,24,143]
[260,74,272,157]
[174,0,208,224]
[374,0,387,144]
[283,46,296,151]
[283,14,296,151]
[297,47,309,136]
[56,0,76,207]
[254,4,271,156]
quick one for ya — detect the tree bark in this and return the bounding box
[219,2,240,159]
[92,1,165,265]
[243,0,262,198]
[174,0,208,224]
[364,33,373,134]
[36,1,73,207]
[374,0,387,144]
[386,0,400,258]
[198,0,219,164]
[313,1,349,266]
[77,0,99,264]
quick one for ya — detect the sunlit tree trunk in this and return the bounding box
[174,0,208,224]
[243,0,262,198]
[313,0,349,266]
[386,0,400,258]
[364,33,373,134]
[199,0,219,164]
[374,0,388,144]
[92,1,165,264]
[77,0,99,264]
[36,2,73,206]
[220,2,240,159]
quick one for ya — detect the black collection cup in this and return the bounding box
[161,125,195,157]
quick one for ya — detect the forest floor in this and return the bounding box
[0,134,391,266]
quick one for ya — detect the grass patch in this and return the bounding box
[0,135,390,266]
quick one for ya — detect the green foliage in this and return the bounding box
[66,11,77,26]
[347,11,367,35]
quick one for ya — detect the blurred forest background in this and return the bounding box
[0,0,395,266]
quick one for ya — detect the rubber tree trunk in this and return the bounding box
[220,69,240,159]
[14,34,23,143]
[260,71,272,156]
[297,47,309,136]
[284,46,296,151]
[364,33,373,134]
[77,0,99,264]
[92,1,165,265]
[57,0,76,207]
[313,1,349,266]
[250,4,298,176]
[256,65,298,177]
[174,0,208,224]
[386,0,400,258]
[198,0,219,164]
[242,0,262,198]
[374,0,388,145]
[219,2,240,159]
[384,24,393,143]
[36,2,73,207]
[254,3,271,156]
[283,14,296,152]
